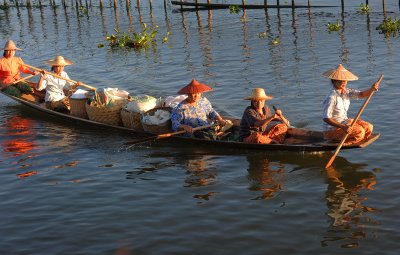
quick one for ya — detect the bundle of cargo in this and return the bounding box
[120,95,159,130]
[141,107,172,134]
[69,89,89,119]
[85,88,129,126]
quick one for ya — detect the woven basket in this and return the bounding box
[85,103,122,126]
[121,108,143,130]
[141,107,172,134]
[70,98,89,119]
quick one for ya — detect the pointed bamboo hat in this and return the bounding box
[3,40,22,51]
[244,88,274,100]
[45,55,74,66]
[322,64,359,81]
[178,79,213,94]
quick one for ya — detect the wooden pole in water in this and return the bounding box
[308,0,310,8]
[149,0,152,10]
[341,0,344,11]
[382,0,386,13]
[99,0,103,9]
[242,0,246,9]
[26,0,31,8]
[113,0,117,9]
[277,0,280,8]
[292,0,295,8]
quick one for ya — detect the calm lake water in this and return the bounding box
[1,1,400,254]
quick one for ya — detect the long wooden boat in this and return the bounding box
[171,1,337,9]
[0,91,380,152]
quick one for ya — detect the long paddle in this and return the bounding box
[273,105,290,127]
[124,124,214,146]
[325,74,384,169]
[11,73,40,85]
[22,63,97,91]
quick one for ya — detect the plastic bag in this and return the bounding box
[164,95,187,108]
[125,95,158,113]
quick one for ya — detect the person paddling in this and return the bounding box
[37,56,82,113]
[0,40,38,96]
[170,79,227,139]
[239,88,289,144]
[322,64,380,145]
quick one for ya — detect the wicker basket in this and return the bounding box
[85,103,122,126]
[121,108,143,130]
[141,107,172,134]
[70,98,89,119]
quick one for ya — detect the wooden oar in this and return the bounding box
[273,105,290,127]
[22,63,97,91]
[11,73,40,85]
[124,124,214,146]
[325,74,384,169]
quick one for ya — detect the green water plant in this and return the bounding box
[258,32,267,38]
[101,23,158,49]
[359,3,371,14]
[271,36,280,45]
[376,17,400,37]
[229,5,241,14]
[162,32,170,44]
[327,20,341,32]
[79,6,89,17]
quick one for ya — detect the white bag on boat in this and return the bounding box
[125,95,158,113]
[164,95,187,108]
[70,89,88,99]
[141,109,171,125]
[104,88,130,101]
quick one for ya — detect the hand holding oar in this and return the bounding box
[22,63,96,91]
[273,105,290,127]
[325,74,384,169]
[124,124,214,146]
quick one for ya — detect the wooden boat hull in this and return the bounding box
[0,91,380,152]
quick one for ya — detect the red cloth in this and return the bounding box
[323,118,373,144]
[243,123,288,144]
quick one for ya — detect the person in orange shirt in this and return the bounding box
[0,40,38,96]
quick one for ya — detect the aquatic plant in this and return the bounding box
[327,20,341,32]
[101,23,158,49]
[162,32,170,44]
[229,5,241,14]
[271,36,280,45]
[376,17,400,37]
[79,6,89,17]
[258,32,267,38]
[358,3,371,14]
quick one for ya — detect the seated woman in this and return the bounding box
[0,40,38,97]
[239,88,289,144]
[37,56,82,113]
[171,79,227,139]
[322,64,380,144]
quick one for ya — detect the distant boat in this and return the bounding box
[171,1,338,9]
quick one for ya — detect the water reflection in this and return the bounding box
[1,115,37,158]
[321,164,379,248]
[246,154,285,200]
[184,155,218,188]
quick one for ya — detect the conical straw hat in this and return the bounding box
[45,55,74,66]
[322,64,359,81]
[178,79,213,94]
[244,88,274,100]
[3,40,22,51]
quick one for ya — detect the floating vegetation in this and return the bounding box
[258,32,267,38]
[327,20,341,32]
[358,3,371,14]
[162,32,170,44]
[271,36,280,45]
[229,5,241,14]
[376,17,400,37]
[100,23,158,49]
[79,6,89,16]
